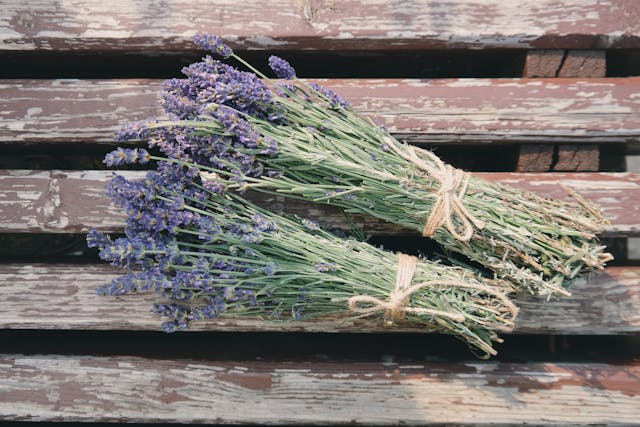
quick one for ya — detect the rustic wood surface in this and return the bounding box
[0,264,637,334]
[0,170,637,237]
[516,145,555,172]
[1,354,638,425]
[517,144,601,172]
[2,0,639,51]
[519,50,606,172]
[557,51,607,78]
[2,78,640,145]
[525,50,607,78]
[524,50,566,78]
[553,144,600,172]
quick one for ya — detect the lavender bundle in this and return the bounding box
[89,161,517,357]
[115,34,611,297]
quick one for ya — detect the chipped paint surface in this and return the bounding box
[1,78,640,144]
[1,170,637,236]
[0,354,638,423]
[0,264,638,333]
[1,1,639,51]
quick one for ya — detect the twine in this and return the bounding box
[347,253,467,325]
[386,138,485,242]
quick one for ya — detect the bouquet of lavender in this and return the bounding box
[89,161,517,357]
[114,34,611,297]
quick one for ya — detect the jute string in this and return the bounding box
[346,253,467,325]
[386,138,485,242]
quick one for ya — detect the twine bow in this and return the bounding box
[347,253,466,325]
[386,138,485,242]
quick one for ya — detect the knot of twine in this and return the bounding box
[386,138,485,242]
[347,253,466,325]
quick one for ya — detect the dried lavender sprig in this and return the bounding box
[124,37,610,297]
[91,157,516,357]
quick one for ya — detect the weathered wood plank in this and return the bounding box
[0,264,637,334]
[2,0,639,51]
[0,170,637,237]
[2,78,640,145]
[1,354,638,425]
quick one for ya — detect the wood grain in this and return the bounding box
[553,144,600,171]
[2,78,640,145]
[518,50,605,172]
[525,50,607,78]
[1,0,639,51]
[1,354,638,424]
[0,264,637,334]
[516,145,554,172]
[524,50,565,78]
[557,51,607,78]
[0,170,638,237]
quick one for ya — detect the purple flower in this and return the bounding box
[259,136,278,155]
[268,55,296,79]
[161,78,198,120]
[86,229,111,248]
[193,34,233,58]
[264,262,278,276]
[114,121,150,142]
[104,148,150,167]
[310,82,350,109]
[301,218,320,231]
[314,262,338,273]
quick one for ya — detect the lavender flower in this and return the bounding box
[264,262,278,276]
[103,148,150,166]
[314,262,338,273]
[193,34,233,58]
[310,82,350,109]
[114,121,151,142]
[268,55,296,79]
[86,229,111,248]
[301,218,320,231]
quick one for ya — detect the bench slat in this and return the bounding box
[0,264,638,334]
[2,1,639,51]
[2,78,639,144]
[0,170,637,237]
[1,354,638,424]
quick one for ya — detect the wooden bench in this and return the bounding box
[1,1,639,424]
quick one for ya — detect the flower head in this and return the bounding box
[301,218,320,231]
[314,262,338,273]
[104,148,151,167]
[268,55,296,79]
[114,121,151,142]
[193,34,233,58]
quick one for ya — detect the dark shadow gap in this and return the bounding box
[606,49,640,77]
[0,49,527,79]
[0,233,443,262]
[0,143,519,172]
[0,234,631,265]
[1,330,639,363]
